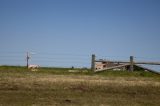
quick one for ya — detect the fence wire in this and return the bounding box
[0,51,90,68]
[0,51,160,70]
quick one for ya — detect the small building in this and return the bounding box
[95,61,127,71]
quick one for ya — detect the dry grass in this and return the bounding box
[0,66,160,106]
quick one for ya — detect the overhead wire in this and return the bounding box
[0,51,91,67]
[0,51,160,68]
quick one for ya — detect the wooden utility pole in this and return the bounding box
[130,56,134,71]
[91,54,96,72]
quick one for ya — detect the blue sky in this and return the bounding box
[0,0,160,69]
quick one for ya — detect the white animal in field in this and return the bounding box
[28,64,40,71]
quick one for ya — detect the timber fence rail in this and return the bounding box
[91,54,160,74]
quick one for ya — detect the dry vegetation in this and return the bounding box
[0,66,160,106]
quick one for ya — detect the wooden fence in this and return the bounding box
[91,54,160,74]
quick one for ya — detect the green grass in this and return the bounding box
[0,66,160,106]
[96,70,160,78]
[0,65,159,77]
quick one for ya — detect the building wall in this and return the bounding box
[95,61,127,71]
[95,62,105,70]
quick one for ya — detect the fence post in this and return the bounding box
[26,52,29,69]
[91,54,96,72]
[130,56,134,71]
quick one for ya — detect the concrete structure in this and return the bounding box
[95,61,127,71]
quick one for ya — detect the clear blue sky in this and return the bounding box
[0,0,160,69]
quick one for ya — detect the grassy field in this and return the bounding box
[0,66,160,106]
